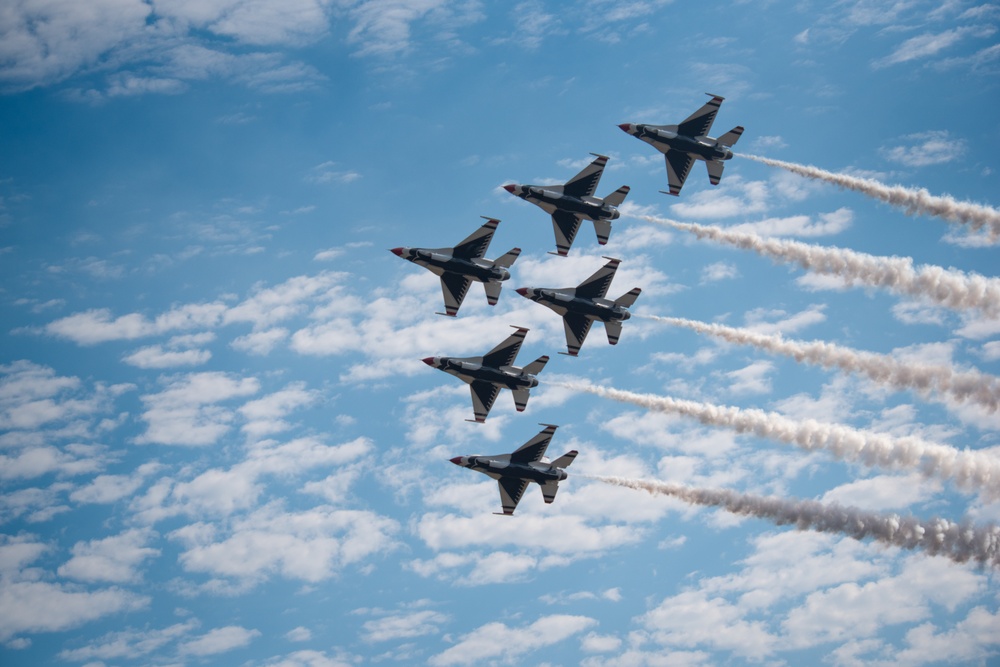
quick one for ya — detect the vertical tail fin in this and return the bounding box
[521,355,549,375]
[717,126,743,147]
[614,287,641,308]
[494,247,521,269]
[549,450,578,468]
[602,185,630,207]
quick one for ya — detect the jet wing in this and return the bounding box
[452,217,499,260]
[562,154,608,199]
[677,94,724,138]
[664,151,694,196]
[469,380,501,423]
[563,313,594,357]
[510,424,557,464]
[482,327,527,369]
[497,477,529,515]
[439,273,472,317]
[574,257,620,300]
[551,210,583,257]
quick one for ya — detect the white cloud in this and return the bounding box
[362,609,449,642]
[670,177,769,220]
[728,208,854,237]
[179,625,260,656]
[58,529,160,583]
[743,304,827,335]
[700,261,739,283]
[724,360,775,396]
[135,371,260,446]
[429,614,596,666]
[57,620,198,662]
[172,503,398,584]
[880,131,967,167]
[231,327,289,355]
[284,626,312,642]
[873,26,997,68]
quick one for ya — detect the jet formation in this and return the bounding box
[619,94,743,196]
[392,94,743,513]
[450,424,576,515]
[422,326,549,423]
[391,217,520,317]
[503,153,630,256]
[516,257,641,356]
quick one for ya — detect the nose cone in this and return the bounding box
[449,456,463,466]
[389,247,404,256]
[515,287,528,296]
[618,123,634,133]
[503,184,517,194]
[422,357,436,366]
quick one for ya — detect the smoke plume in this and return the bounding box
[591,475,1000,568]
[741,154,1000,239]
[645,315,1000,412]
[555,381,1000,499]
[644,215,1000,318]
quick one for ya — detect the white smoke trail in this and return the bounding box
[741,153,1000,239]
[590,475,1000,568]
[555,381,1000,499]
[643,215,1000,318]
[645,315,1000,413]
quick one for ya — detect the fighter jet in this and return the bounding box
[450,424,576,515]
[618,94,744,196]
[516,257,640,356]
[391,217,520,317]
[423,326,548,423]
[503,153,630,256]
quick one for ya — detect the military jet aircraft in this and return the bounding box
[503,153,630,256]
[423,326,548,423]
[450,424,577,515]
[516,257,640,357]
[391,217,520,317]
[618,94,744,196]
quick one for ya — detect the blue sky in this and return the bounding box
[2,1,1000,665]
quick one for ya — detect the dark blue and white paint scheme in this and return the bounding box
[516,257,640,357]
[423,326,549,423]
[391,216,520,316]
[450,424,576,515]
[619,94,744,196]
[503,153,629,256]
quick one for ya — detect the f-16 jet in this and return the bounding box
[619,94,744,196]
[503,153,630,256]
[450,424,576,515]
[391,217,520,317]
[516,257,640,356]
[423,326,548,423]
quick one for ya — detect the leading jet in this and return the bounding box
[423,326,548,423]
[391,216,520,317]
[516,257,640,356]
[503,153,630,256]
[450,424,577,515]
[618,94,744,196]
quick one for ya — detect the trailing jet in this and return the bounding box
[516,257,640,356]
[423,326,548,423]
[618,94,744,196]
[391,217,520,317]
[450,424,576,515]
[503,153,630,256]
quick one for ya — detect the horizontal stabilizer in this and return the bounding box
[483,281,503,306]
[592,219,612,246]
[549,450,578,468]
[603,185,630,207]
[494,247,521,269]
[511,386,531,412]
[540,480,560,504]
[604,320,623,345]
[706,160,725,186]
[717,126,744,147]
[614,287,641,308]
[521,355,549,375]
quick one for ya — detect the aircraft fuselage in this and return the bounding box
[400,248,510,284]
[636,126,734,162]
[513,186,620,222]
[456,457,568,484]
[434,357,539,389]
[526,290,631,323]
